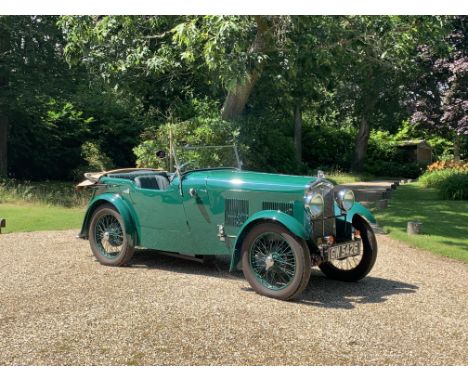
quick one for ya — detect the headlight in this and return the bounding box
[336,189,355,211]
[304,191,324,218]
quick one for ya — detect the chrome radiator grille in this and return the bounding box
[311,183,336,240]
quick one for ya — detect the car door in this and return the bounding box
[130,178,195,254]
[181,173,231,256]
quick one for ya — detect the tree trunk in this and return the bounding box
[0,21,9,178]
[221,16,270,120]
[294,104,302,162]
[454,134,461,161]
[221,72,259,120]
[352,115,370,172]
[0,115,7,177]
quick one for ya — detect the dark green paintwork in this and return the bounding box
[229,210,309,271]
[80,168,376,269]
[80,191,138,246]
[337,201,377,225]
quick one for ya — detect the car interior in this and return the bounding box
[134,174,170,190]
[106,170,171,190]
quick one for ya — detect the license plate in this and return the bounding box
[326,241,361,261]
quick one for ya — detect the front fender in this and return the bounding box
[78,193,139,245]
[229,210,309,272]
[341,201,376,225]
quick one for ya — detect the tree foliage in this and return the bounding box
[0,16,466,180]
[411,16,468,159]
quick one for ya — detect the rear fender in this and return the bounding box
[229,210,309,272]
[78,193,139,246]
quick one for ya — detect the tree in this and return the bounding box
[0,16,73,178]
[0,19,10,177]
[411,16,468,160]
[171,16,285,120]
[59,15,453,174]
[218,16,273,119]
[324,16,448,171]
[60,16,218,117]
[61,16,297,122]
[264,16,337,162]
[0,16,146,180]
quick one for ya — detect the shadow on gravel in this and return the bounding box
[295,270,418,309]
[128,250,418,309]
[127,249,243,278]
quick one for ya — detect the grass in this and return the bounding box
[0,180,88,233]
[0,179,90,208]
[374,182,468,263]
[325,171,371,185]
[0,202,84,233]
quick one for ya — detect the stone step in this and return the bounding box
[335,178,413,205]
[333,178,415,233]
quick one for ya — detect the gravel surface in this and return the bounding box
[0,230,467,365]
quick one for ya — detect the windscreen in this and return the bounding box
[173,145,241,173]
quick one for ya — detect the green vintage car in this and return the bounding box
[78,145,377,300]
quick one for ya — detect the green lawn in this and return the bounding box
[374,182,468,263]
[0,179,90,207]
[0,202,84,233]
[326,172,370,185]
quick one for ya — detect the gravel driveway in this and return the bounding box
[0,230,467,365]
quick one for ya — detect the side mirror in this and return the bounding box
[156,150,166,159]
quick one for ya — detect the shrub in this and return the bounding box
[133,117,239,170]
[419,169,468,200]
[427,160,468,172]
[302,122,355,172]
[363,130,426,178]
[439,172,468,200]
[420,169,455,188]
[425,136,455,161]
[71,141,115,181]
[367,131,398,162]
[0,179,90,207]
[364,160,424,179]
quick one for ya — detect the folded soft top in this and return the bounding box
[76,168,161,189]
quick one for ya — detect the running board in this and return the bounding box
[158,251,211,264]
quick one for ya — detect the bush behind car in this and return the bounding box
[419,166,468,200]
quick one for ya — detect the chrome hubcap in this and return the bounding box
[249,232,297,291]
[102,231,110,242]
[94,214,124,259]
[264,254,274,270]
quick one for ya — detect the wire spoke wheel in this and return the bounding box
[94,214,124,258]
[242,223,311,300]
[319,217,378,282]
[89,205,134,266]
[249,232,297,291]
[329,235,364,271]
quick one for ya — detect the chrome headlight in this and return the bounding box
[336,189,355,211]
[304,191,324,218]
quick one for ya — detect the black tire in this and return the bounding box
[89,204,135,266]
[241,223,311,300]
[319,216,378,281]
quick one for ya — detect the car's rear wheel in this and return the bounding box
[241,223,311,300]
[89,204,135,266]
[319,217,377,281]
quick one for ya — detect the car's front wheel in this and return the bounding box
[89,204,135,266]
[319,216,377,281]
[241,223,311,300]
